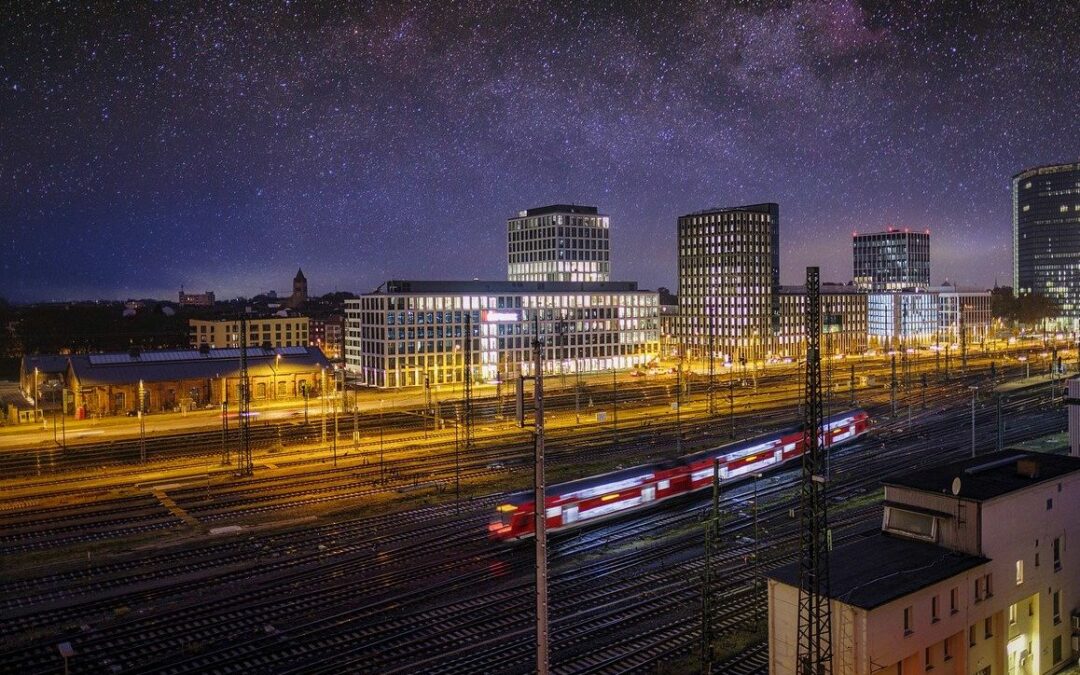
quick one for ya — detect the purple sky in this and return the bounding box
[3,0,1078,301]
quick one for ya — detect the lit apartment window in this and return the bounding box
[903,606,913,635]
[1016,560,1024,585]
[1009,603,1017,625]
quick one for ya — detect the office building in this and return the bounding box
[677,203,780,363]
[868,291,939,347]
[189,316,310,349]
[344,280,658,388]
[775,285,868,358]
[934,284,993,345]
[768,450,1080,675]
[507,205,610,282]
[853,228,931,291]
[1013,163,1080,328]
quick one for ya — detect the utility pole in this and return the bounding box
[969,386,978,458]
[849,362,856,407]
[960,308,968,374]
[675,354,683,455]
[796,267,832,674]
[332,371,339,468]
[612,368,618,449]
[221,376,230,466]
[237,316,253,476]
[708,311,717,417]
[702,456,722,672]
[138,379,146,464]
[890,354,897,416]
[352,390,359,456]
[516,314,549,675]
[320,368,327,445]
[378,399,385,483]
[728,362,735,439]
[464,313,474,451]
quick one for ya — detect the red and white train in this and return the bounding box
[489,409,870,540]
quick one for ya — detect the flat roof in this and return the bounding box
[766,531,988,609]
[884,450,1080,501]
[852,229,929,238]
[1013,162,1080,181]
[518,204,600,217]
[681,202,778,218]
[372,280,645,294]
[778,285,863,296]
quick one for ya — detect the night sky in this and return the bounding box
[3,1,1078,302]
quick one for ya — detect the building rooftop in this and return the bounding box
[778,285,862,296]
[884,450,1080,502]
[1013,162,1080,181]
[21,354,70,375]
[766,530,988,609]
[518,204,600,217]
[371,280,644,294]
[67,346,330,386]
[852,229,929,237]
[681,202,778,218]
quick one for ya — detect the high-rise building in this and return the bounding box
[1013,162,1080,327]
[852,228,930,291]
[345,280,658,388]
[507,204,610,282]
[676,203,779,362]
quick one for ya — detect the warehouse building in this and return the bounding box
[63,346,330,417]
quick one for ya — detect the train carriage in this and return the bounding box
[489,409,870,540]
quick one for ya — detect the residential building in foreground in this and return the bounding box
[677,203,780,363]
[853,228,931,291]
[507,204,610,282]
[767,450,1080,674]
[1013,162,1080,328]
[189,316,310,349]
[344,280,659,388]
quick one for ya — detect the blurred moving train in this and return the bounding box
[489,409,870,540]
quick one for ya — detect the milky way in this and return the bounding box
[2,0,1078,301]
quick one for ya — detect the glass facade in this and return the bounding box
[507,204,610,282]
[1013,163,1080,327]
[344,281,658,388]
[853,230,930,291]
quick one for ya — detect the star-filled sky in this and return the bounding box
[2,0,1078,302]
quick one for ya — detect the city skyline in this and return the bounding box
[4,2,1078,303]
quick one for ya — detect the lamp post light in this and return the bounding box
[379,398,385,484]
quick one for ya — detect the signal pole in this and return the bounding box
[890,354,897,416]
[796,267,832,674]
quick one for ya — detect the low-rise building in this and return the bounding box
[189,317,310,349]
[345,280,659,388]
[767,450,1080,674]
[66,346,330,417]
[178,288,215,307]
